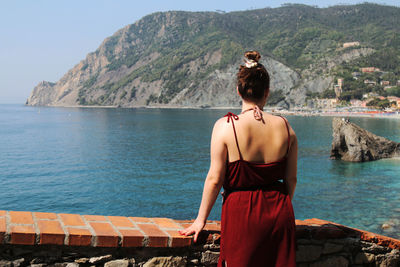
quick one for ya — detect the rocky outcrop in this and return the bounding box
[172,57,300,108]
[26,81,57,106]
[330,117,400,162]
[25,44,300,109]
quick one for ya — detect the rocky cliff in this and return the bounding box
[330,117,400,162]
[26,4,399,108]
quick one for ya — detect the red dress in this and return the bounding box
[218,113,296,267]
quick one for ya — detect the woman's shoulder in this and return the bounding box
[212,113,239,132]
[214,115,232,129]
[264,113,296,135]
[209,116,235,143]
[263,112,288,124]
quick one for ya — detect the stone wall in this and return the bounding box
[0,210,399,266]
[295,219,400,267]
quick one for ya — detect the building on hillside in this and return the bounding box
[350,99,367,107]
[361,67,381,73]
[343,42,360,48]
[352,72,361,80]
[337,78,343,89]
[334,78,343,98]
[364,79,377,86]
[380,80,390,86]
[315,98,338,109]
[384,86,395,90]
[334,85,342,98]
[363,92,379,99]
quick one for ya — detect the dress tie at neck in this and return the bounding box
[224,112,239,122]
[242,106,263,121]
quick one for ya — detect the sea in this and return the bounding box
[1,104,399,238]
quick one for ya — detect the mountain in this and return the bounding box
[26,3,400,108]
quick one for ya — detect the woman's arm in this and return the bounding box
[285,127,298,200]
[179,119,227,242]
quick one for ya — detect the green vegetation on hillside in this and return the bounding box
[386,86,400,97]
[355,48,400,75]
[366,98,394,109]
[329,57,400,102]
[76,3,400,106]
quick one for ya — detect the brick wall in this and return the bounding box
[0,210,399,266]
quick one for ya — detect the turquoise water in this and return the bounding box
[1,104,399,238]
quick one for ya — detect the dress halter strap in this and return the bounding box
[280,116,291,156]
[224,112,243,160]
[241,106,263,121]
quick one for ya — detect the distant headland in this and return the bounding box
[26,3,400,112]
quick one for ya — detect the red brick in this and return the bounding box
[359,230,400,250]
[9,211,34,224]
[0,217,5,232]
[0,217,5,244]
[295,219,315,226]
[10,225,36,245]
[203,223,221,231]
[360,230,377,241]
[179,223,192,229]
[108,216,135,228]
[34,212,58,220]
[83,215,107,221]
[37,220,65,245]
[59,214,85,226]
[129,217,152,223]
[175,219,195,224]
[137,223,168,247]
[304,218,336,226]
[152,218,181,229]
[89,222,119,247]
[119,229,144,247]
[0,210,6,217]
[66,227,92,246]
[166,230,192,247]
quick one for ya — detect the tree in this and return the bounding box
[321,89,336,98]
[386,86,400,97]
[366,98,391,109]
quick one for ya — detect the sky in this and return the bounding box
[1,0,399,104]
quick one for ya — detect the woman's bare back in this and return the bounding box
[223,111,291,164]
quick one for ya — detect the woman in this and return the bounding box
[179,51,297,267]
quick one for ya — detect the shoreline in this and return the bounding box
[20,103,400,119]
[279,110,400,119]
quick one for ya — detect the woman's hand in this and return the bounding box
[178,219,205,242]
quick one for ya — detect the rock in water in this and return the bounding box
[330,117,400,162]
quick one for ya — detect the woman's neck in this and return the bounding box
[241,101,264,113]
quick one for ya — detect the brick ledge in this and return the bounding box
[0,210,399,249]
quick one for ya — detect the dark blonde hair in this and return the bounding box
[237,51,270,100]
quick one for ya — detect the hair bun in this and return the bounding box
[244,51,261,63]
